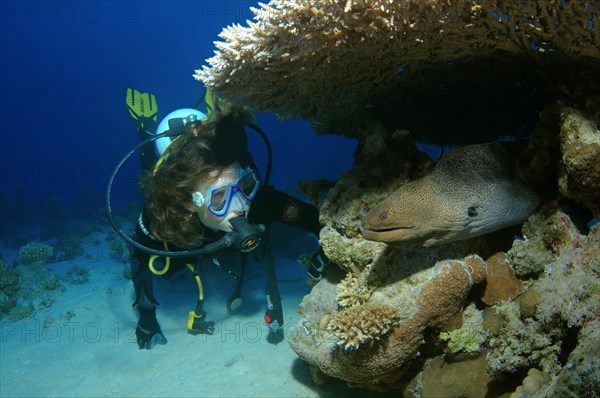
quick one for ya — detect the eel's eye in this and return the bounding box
[379,211,388,221]
[468,206,478,217]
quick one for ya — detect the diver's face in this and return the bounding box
[194,162,253,233]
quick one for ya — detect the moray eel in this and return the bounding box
[362,142,543,247]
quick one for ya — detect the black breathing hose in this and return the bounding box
[105,120,272,258]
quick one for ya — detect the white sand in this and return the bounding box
[0,223,335,397]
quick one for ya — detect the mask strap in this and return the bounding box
[192,191,205,207]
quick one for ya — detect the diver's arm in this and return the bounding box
[248,186,330,281]
[248,186,321,235]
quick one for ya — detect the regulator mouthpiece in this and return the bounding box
[229,216,265,252]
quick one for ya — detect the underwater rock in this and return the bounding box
[18,242,54,265]
[485,209,599,381]
[288,255,487,390]
[481,252,523,305]
[516,287,542,320]
[420,354,493,398]
[485,301,562,376]
[482,307,502,337]
[509,368,551,398]
[557,107,600,216]
[316,127,438,274]
[508,209,599,328]
[508,236,552,277]
[439,303,488,355]
[508,210,583,276]
[224,353,244,367]
[536,319,600,398]
[363,142,543,247]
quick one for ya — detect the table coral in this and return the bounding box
[197,0,599,142]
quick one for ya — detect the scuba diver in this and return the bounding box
[108,88,330,349]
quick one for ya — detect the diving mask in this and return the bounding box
[192,167,260,217]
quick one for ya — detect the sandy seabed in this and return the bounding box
[0,223,371,398]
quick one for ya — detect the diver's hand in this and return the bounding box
[136,307,167,349]
[306,247,330,282]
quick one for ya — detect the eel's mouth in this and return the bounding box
[362,225,417,242]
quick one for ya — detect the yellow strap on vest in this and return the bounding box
[148,242,171,275]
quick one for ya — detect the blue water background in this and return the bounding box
[0,1,357,213]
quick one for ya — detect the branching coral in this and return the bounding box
[336,271,374,308]
[19,242,54,265]
[327,302,398,350]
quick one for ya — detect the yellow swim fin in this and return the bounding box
[126,88,158,133]
[204,89,226,116]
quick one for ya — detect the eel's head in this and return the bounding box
[362,179,480,247]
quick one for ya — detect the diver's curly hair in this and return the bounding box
[140,105,252,248]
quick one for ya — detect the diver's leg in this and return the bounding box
[130,250,167,349]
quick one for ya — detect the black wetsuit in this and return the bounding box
[129,118,323,346]
[129,185,321,311]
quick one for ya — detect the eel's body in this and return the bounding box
[362,142,542,247]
